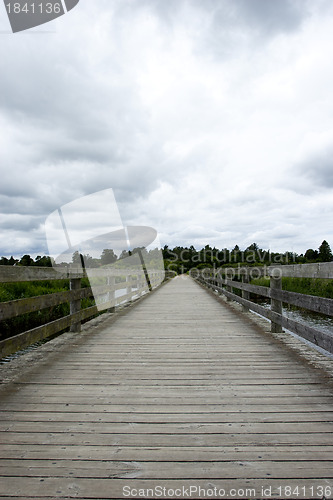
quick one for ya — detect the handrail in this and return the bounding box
[193,264,333,354]
[0,266,165,359]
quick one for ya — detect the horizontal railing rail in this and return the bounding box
[193,264,333,354]
[0,265,166,359]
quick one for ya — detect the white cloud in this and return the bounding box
[1,0,333,258]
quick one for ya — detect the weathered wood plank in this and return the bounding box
[0,284,152,358]
[0,288,93,321]
[0,276,333,500]
[209,278,333,316]
[267,262,333,279]
[0,309,98,359]
[224,279,271,298]
[0,314,74,358]
[274,288,333,316]
[2,410,333,423]
[0,265,84,282]
[8,384,333,397]
[1,444,333,461]
[211,262,333,279]
[2,403,332,413]
[0,477,333,499]
[1,460,333,479]
[0,265,164,283]
[2,420,333,434]
[1,430,333,446]
[2,392,333,402]
[202,280,333,353]
[11,375,326,384]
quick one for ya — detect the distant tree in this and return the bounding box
[196,262,213,269]
[18,254,34,266]
[199,245,214,265]
[82,254,94,268]
[132,246,147,257]
[230,245,241,263]
[304,248,319,262]
[100,248,117,265]
[0,257,9,265]
[72,251,82,265]
[148,247,162,258]
[245,243,260,263]
[34,255,52,267]
[318,240,333,262]
[72,251,92,268]
[217,248,229,265]
[246,243,259,252]
[119,249,130,260]
[162,245,174,260]
[296,253,306,264]
[89,258,102,268]
[286,251,298,264]
[71,251,95,268]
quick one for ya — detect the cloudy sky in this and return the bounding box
[1,0,333,258]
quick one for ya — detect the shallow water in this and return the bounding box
[257,299,333,336]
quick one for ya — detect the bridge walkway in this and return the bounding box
[0,275,333,499]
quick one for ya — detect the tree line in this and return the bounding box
[0,247,162,268]
[162,240,333,274]
[0,254,53,267]
[0,240,332,272]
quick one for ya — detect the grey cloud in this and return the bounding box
[0,181,35,200]
[230,0,307,35]
[0,24,148,172]
[0,235,48,258]
[0,74,145,166]
[296,149,333,188]
[187,0,313,60]
[0,195,35,214]
[132,0,308,36]
[0,31,158,220]
[1,0,333,257]
[124,0,182,25]
[0,215,43,231]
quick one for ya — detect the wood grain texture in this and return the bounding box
[0,268,164,358]
[201,278,333,353]
[0,275,333,499]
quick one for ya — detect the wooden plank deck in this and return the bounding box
[0,275,333,499]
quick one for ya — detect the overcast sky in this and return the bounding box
[1,0,333,258]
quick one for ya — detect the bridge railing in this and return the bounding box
[193,263,333,354]
[0,265,165,359]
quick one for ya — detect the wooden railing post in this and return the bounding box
[136,274,142,297]
[270,273,283,333]
[108,275,115,313]
[70,277,81,333]
[226,270,232,301]
[136,274,143,297]
[242,271,250,311]
[149,272,154,289]
[127,275,132,302]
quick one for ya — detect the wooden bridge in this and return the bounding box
[0,267,333,499]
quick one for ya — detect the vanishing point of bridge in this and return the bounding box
[0,275,333,499]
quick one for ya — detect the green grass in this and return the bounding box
[251,277,333,299]
[0,278,95,342]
